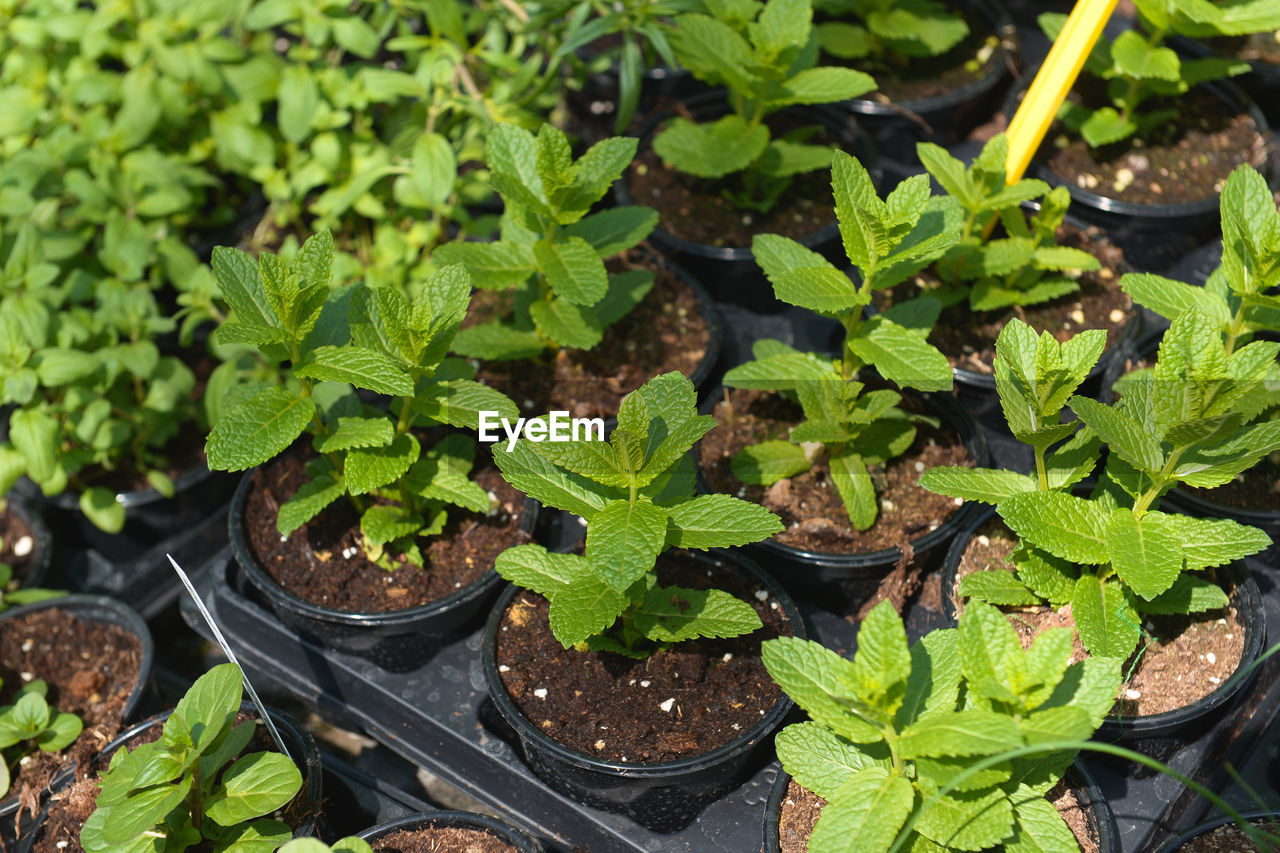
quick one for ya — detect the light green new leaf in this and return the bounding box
[762,636,884,742]
[896,709,1024,759]
[776,722,885,799]
[916,786,1014,852]
[732,440,811,485]
[204,752,302,825]
[664,494,783,548]
[534,236,609,305]
[495,544,586,599]
[1072,574,1141,658]
[585,499,669,592]
[918,467,1034,504]
[1105,509,1184,600]
[652,115,769,178]
[959,570,1040,607]
[829,451,878,531]
[767,66,876,107]
[1138,573,1230,615]
[850,319,953,392]
[432,241,536,290]
[808,767,913,853]
[998,491,1110,565]
[206,387,315,472]
[850,600,912,717]
[314,417,393,453]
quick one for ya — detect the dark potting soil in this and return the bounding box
[953,522,1245,717]
[0,610,141,816]
[1039,88,1269,206]
[494,552,791,763]
[777,775,1100,853]
[698,389,972,554]
[878,223,1129,376]
[826,7,1005,104]
[627,115,845,248]
[244,452,530,613]
[464,250,711,420]
[0,507,38,583]
[1205,33,1280,66]
[1184,450,1280,512]
[372,827,519,853]
[1176,818,1280,852]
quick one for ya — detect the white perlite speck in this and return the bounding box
[754,589,768,601]
[722,653,733,663]
[595,740,606,750]
[498,665,510,672]
[639,680,650,688]
[21,639,33,653]
[1206,652,1217,664]
[659,698,675,713]
[13,536,32,557]
[1125,689,1141,700]
[533,688,548,699]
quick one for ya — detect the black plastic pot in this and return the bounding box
[699,389,989,613]
[1,495,51,589]
[764,757,1120,853]
[1172,35,1280,128]
[1154,809,1280,853]
[614,90,878,314]
[359,811,543,852]
[571,47,705,140]
[0,595,154,831]
[1004,76,1275,273]
[15,701,322,852]
[229,469,540,671]
[842,0,1019,168]
[481,549,804,834]
[940,507,1268,742]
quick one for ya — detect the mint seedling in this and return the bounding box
[654,0,876,211]
[1038,1,1280,148]
[493,371,782,657]
[204,232,517,570]
[763,600,1121,851]
[81,663,302,853]
[0,679,83,799]
[437,123,658,360]
[919,134,1102,311]
[922,315,1277,660]
[813,0,970,66]
[719,152,960,530]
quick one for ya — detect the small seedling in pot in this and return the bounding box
[921,315,1277,661]
[80,663,302,853]
[203,231,518,571]
[918,134,1103,311]
[654,0,876,211]
[0,561,63,615]
[493,371,783,657]
[436,123,659,360]
[763,600,1122,851]
[1038,0,1280,148]
[719,152,961,531]
[812,0,971,68]
[0,679,83,799]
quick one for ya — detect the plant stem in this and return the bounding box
[1034,448,1048,490]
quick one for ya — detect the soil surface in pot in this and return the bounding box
[1183,450,1280,513]
[777,775,1100,853]
[0,609,142,815]
[698,389,971,554]
[32,713,311,853]
[371,827,518,853]
[877,222,1130,376]
[828,7,1004,104]
[494,552,791,763]
[1174,817,1280,852]
[1037,87,1269,206]
[628,113,844,248]
[1204,33,1280,65]
[953,521,1245,717]
[244,448,530,613]
[0,508,39,583]
[464,250,711,420]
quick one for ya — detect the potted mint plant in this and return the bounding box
[203,233,536,669]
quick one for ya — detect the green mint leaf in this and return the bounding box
[762,636,884,743]
[537,439,628,488]
[918,467,1035,504]
[528,297,604,350]
[1072,575,1141,658]
[829,451,878,530]
[1168,515,1272,571]
[360,505,421,547]
[314,417,394,453]
[634,584,762,642]
[664,494,783,548]
[1111,30,1181,80]
[564,207,659,258]
[808,767,914,853]
[344,433,419,495]
[593,270,655,327]
[766,66,877,107]
[414,379,520,431]
[295,346,414,396]
[534,236,608,305]
[896,709,1024,759]
[958,600,1023,705]
[753,233,862,313]
[1006,790,1083,853]
[495,544,587,599]
[487,123,543,201]
[959,570,1041,607]
[915,787,1013,852]
[652,115,769,178]
[212,246,279,330]
[758,140,835,179]
[1013,546,1078,608]
[98,778,193,846]
[1070,396,1163,473]
[548,573,628,648]
[585,499,669,592]
[723,352,842,390]
[895,629,962,729]
[172,663,242,753]
[850,600,912,718]
[998,491,1110,565]
[204,752,302,826]
[1041,656,1123,730]
[850,317,953,392]
[432,241,536,290]
[408,132,457,209]
[8,408,57,483]
[731,439,811,485]
[493,439,612,519]
[206,387,315,472]
[79,487,126,535]
[1079,107,1137,147]
[1120,272,1231,325]
[777,722,889,799]
[915,756,1011,794]
[1137,573,1230,615]
[1105,509,1184,600]
[277,473,345,537]
[1044,430,1102,490]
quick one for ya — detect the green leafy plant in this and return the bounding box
[80,663,302,853]
[203,232,517,570]
[653,0,876,210]
[812,0,970,67]
[763,599,1122,851]
[436,123,659,360]
[492,371,783,657]
[0,561,62,615]
[1038,0,1280,148]
[920,316,1277,661]
[717,152,960,530]
[918,134,1103,311]
[0,679,83,799]
[280,838,371,853]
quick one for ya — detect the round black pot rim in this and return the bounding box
[228,465,540,630]
[940,506,1268,739]
[1,494,52,588]
[700,389,989,571]
[1153,808,1280,853]
[358,810,542,852]
[1170,34,1280,81]
[481,548,804,778]
[13,461,217,512]
[614,89,877,264]
[845,0,1018,116]
[1003,73,1274,218]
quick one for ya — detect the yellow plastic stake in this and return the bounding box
[1004,0,1120,185]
